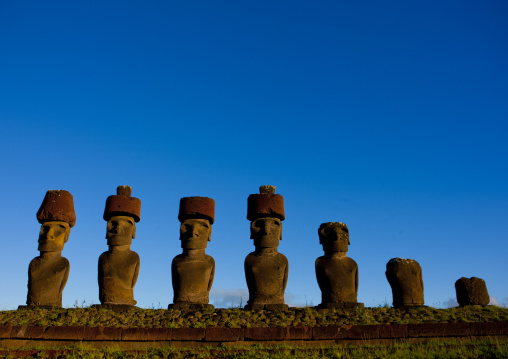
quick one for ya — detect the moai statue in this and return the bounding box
[25,190,76,308]
[244,185,288,311]
[315,222,363,309]
[169,196,215,310]
[386,258,424,308]
[455,277,490,306]
[98,185,141,308]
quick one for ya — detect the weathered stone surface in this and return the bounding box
[36,190,76,228]
[247,185,285,221]
[27,190,75,308]
[315,222,361,308]
[103,185,141,222]
[244,327,286,341]
[455,277,490,306]
[312,325,350,340]
[205,327,244,341]
[385,258,424,308]
[178,196,215,224]
[122,328,172,341]
[171,328,206,341]
[98,186,141,306]
[171,197,215,308]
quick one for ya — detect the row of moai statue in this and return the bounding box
[22,185,490,311]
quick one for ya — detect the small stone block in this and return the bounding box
[82,327,122,341]
[244,327,286,341]
[122,328,172,341]
[379,324,408,338]
[0,325,12,338]
[205,327,244,341]
[470,322,508,336]
[171,328,206,341]
[312,325,350,340]
[43,326,85,340]
[286,326,312,340]
[347,325,380,340]
[407,323,450,338]
[11,325,46,339]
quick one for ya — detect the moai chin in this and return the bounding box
[315,222,363,309]
[385,258,424,308]
[244,185,289,311]
[169,196,215,310]
[98,185,141,308]
[25,190,76,308]
[455,277,490,306]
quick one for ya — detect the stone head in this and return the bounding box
[38,221,71,252]
[318,222,349,253]
[106,215,136,246]
[250,217,282,248]
[180,218,212,249]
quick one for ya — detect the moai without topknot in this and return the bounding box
[98,186,141,308]
[244,185,288,311]
[455,277,490,306]
[315,222,363,309]
[385,258,424,308]
[169,196,215,310]
[25,190,76,308]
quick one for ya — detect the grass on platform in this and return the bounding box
[3,339,508,358]
[1,305,507,328]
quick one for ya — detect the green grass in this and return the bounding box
[3,340,508,358]
[1,305,507,328]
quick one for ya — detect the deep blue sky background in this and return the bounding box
[1,1,507,309]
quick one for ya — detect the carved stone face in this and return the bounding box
[106,215,136,246]
[180,218,211,249]
[38,221,70,252]
[319,223,349,252]
[250,217,282,248]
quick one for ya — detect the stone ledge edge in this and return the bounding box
[0,322,506,342]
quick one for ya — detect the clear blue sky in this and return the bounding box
[1,1,507,309]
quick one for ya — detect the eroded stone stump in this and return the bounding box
[315,222,363,309]
[244,185,288,311]
[26,190,76,308]
[455,277,490,306]
[169,196,215,310]
[386,258,424,308]
[98,185,141,308]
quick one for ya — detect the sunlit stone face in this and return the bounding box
[319,222,349,252]
[38,221,70,252]
[180,218,211,249]
[106,215,136,246]
[250,217,282,248]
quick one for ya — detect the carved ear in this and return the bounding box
[64,228,71,243]
[208,225,212,242]
[318,227,327,244]
[132,223,136,239]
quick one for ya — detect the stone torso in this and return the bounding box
[315,256,358,304]
[27,255,69,307]
[244,251,288,304]
[98,250,139,305]
[172,254,215,304]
